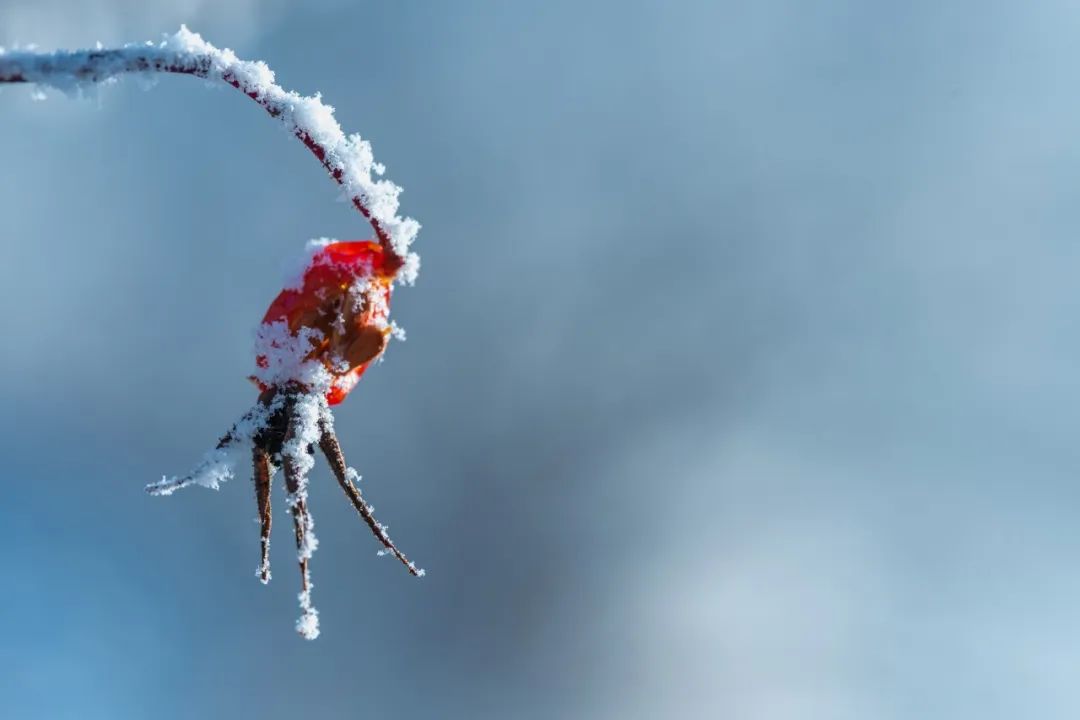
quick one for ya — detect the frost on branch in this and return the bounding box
[0,25,421,282]
[1,28,425,639]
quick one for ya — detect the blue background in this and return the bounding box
[4,2,1080,718]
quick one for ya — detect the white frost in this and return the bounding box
[251,321,334,393]
[280,237,334,292]
[296,586,320,640]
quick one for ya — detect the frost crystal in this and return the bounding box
[296,586,320,640]
[252,321,334,393]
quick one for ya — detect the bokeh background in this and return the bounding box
[4,1,1080,717]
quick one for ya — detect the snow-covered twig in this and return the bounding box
[0,25,420,282]
[145,399,280,496]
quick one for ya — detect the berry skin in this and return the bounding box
[256,241,393,405]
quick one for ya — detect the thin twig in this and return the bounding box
[144,404,261,495]
[318,422,424,577]
[0,44,405,273]
[252,445,273,584]
[282,417,312,596]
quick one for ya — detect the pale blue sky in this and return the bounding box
[4,2,1080,718]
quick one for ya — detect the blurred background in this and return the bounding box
[4,1,1080,717]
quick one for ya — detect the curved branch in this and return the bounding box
[0,26,419,281]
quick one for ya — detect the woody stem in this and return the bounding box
[318,422,423,577]
[0,50,403,274]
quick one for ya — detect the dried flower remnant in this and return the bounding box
[0,28,424,640]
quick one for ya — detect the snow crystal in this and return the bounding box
[296,587,320,640]
[281,391,327,490]
[256,558,272,585]
[146,447,234,496]
[252,320,334,393]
